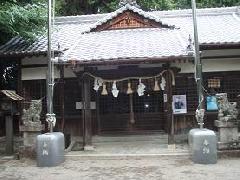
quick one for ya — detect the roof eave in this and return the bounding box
[64,55,193,67]
[0,50,62,59]
[200,42,240,50]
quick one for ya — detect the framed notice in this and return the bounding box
[206,96,218,111]
[172,95,187,114]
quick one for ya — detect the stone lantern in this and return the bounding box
[0,90,23,155]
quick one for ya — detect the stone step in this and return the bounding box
[92,134,168,143]
[64,151,190,160]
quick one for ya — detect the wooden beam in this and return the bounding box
[200,44,240,50]
[201,55,240,60]
[76,66,181,81]
[21,64,47,68]
[71,56,191,67]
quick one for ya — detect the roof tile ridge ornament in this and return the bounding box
[118,0,140,8]
[186,34,194,56]
[236,6,240,15]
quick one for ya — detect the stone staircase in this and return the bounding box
[92,133,168,144]
[65,133,190,159]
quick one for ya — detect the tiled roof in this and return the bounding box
[66,28,189,63]
[1,90,24,101]
[0,5,240,64]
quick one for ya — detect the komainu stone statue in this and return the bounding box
[216,93,238,121]
[22,100,42,127]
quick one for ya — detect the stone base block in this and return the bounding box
[218,141,240,150]
[215,120,238,128]
[84,145,95,151]
[19,124,44,132]
[18,145,36,159]
[215,120,239,149]
[23,131,41,147]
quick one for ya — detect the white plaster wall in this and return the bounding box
[172,58,240,73]
[22,67,56,80]
[202,58,240,72]
[64,67,77,78]
[201,49,240,57]
[21,49,240,80]
[171,62,194,73]
[22,66,76,80]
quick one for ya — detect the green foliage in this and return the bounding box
[54,0,240,15]
[138,0,176,10]
[1,0,239,44]
[0,0,47,44]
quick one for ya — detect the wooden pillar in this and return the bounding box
[5,115,14,155]
[129,94,135,130]
[59,65,65,132]
[82,75,93,149]
[164,69,174,144]
[17,59,22,134]
[96,92,101,135]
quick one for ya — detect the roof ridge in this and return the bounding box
[151,6,239,17]
[84,4,174,33]
[55,6,239,25]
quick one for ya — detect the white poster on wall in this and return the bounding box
[172,95,187,114]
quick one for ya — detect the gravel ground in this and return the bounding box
[0,156,239,180]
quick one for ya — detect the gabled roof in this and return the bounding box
[85,4,175,32]
[0,6,240,64]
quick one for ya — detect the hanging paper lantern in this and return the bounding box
[160,77,166,90]
[101,83,108,95]
[111,81,119,98]
[137,79,145,96]
[153,77,160,91]
[126,81,133,94]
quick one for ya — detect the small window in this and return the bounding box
[208,78,221,88]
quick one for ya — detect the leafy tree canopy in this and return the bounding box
[1,0,239,44]
[55,0,240,16]
[0,0,47,45]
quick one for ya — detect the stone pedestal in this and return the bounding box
[19,123,44,158]
[215,120,240,150]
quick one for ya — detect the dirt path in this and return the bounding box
[0,156,239,180]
